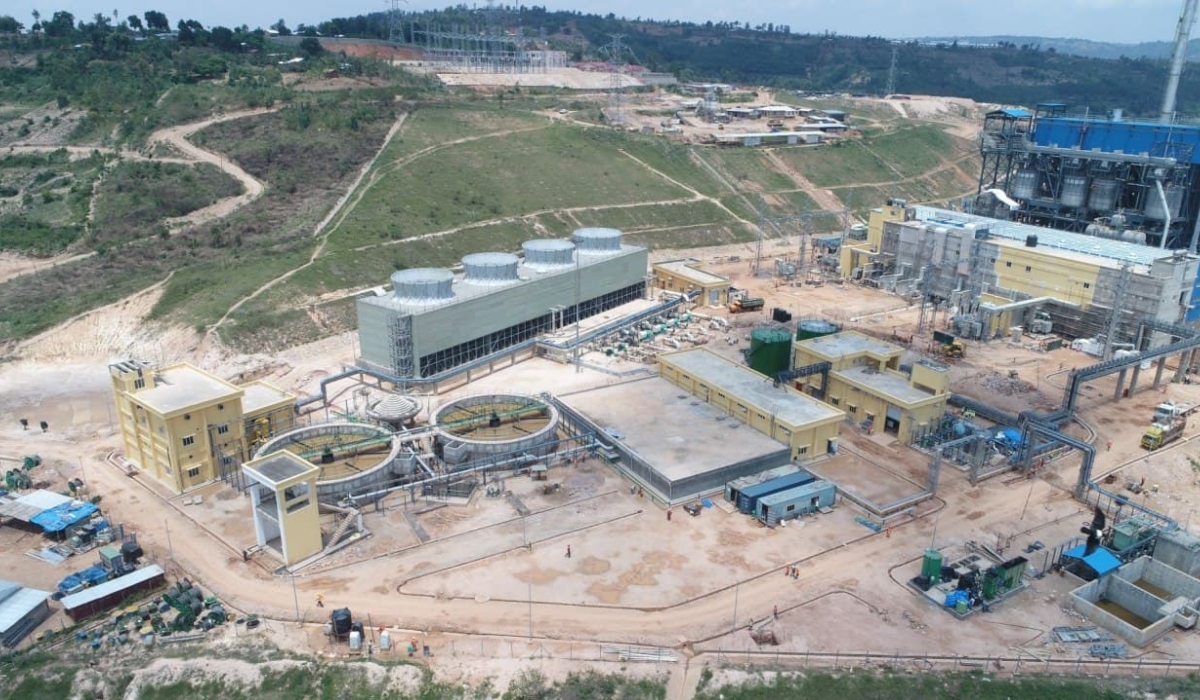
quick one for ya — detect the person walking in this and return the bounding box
[773,605,779,619]
[565,544,571,558]
[316,594,324,608]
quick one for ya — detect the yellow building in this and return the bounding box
[658,348,844,460]
[242,450,322,566]
[109,361,296,494]
[793,331,949,442]
[839,199,909,281]
[651,259,732,307]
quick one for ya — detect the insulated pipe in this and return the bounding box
[1156,178,1173,249]
[1161,0,1200,124]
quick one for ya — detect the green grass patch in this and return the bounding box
[702,149,796,193]
[0,216,82,254]
[326,122,690,252]
[568,199,735,232]
[623,222,756,250]
[774,140,898,188]
[696,670,1200,700]
[861,125,965,180]
[92,161,243,245]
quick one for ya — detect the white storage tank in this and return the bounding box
[521,239,576,270]
[1146,185,1184,221]
[462,252,520,285]
[391,268,455,302]
[1011,169,1040,200]
[1059,175,1088,208]
[1088,179,1119,212]
[380,630,392,651]
[349,630,362,651]
[573,227,623,254]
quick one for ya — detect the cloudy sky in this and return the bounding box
[10,1,1189,44]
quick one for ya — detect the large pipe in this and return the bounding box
[1161,0,1200,124]
[1156,178,1173,249]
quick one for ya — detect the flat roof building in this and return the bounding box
[110,361,296,494]
[658,348,845,462]
[243,451,323,566]
[793,332,949,442]
[0,581,51,648]
[652,259,732,307]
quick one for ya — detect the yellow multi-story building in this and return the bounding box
[792,331,949,442]
[651,259,732,307]
[109,361,296,494]
[658,348,845,461]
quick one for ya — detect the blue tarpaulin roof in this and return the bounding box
[31,501,98,533]
[1064,544,1121,578]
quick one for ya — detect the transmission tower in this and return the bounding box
[386,0,406,43]
[600,34,636,124]
[885,43,898,96]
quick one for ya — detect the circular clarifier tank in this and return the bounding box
[431,394,559,465]
[254,422,402,502]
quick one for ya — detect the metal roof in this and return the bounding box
[1064,545,1121,578]
[243,451,317,486]
[660,349,843,427]
[989,108,1032,118]
[60,564,165,611]
[757,479,834,507]
[654,260,729,286]
[0,585,50,635]
[912,206,1183,269]
[0,490,71,523]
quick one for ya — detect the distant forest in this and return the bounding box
[315,5,1200,117]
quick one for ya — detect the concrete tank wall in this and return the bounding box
[254,422,402,503]
[432,394,560,467]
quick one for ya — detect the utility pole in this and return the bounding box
[730,581,740,634]
[600,34,636,124]
[290,573,301,623]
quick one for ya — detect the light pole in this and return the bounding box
[730,581,740,634]
[527,583,533,639]
[290,573,301,623]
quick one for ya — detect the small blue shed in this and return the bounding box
[755,480,835,526]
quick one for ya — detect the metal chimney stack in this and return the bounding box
[1161,0,1199,124]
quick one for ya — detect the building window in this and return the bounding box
[1004,261,1011,268]
[216,425,229,435]
[848,405,857,414]
[187,467,200,479]
[1083,282,1091,289]
[798,446,809,456]
[134,378,145,390]
[182,435,195,447]
[786,504,796,513]
[757,413,766,420]
[830,397,840,406]
[1024,266,1032,272]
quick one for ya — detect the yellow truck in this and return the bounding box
[1140,401,1196,450]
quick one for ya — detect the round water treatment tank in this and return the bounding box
[391,268,455,302]
[1059,175,1088,208]
[572,227,623,254]
[462,252,520,285]
[796,319,841,341]
[1145,185,1184,221]
[1088,179,1119,212]
[521,239,576,269]
[1011,169,1040,200]
[748,327,793,377]
[1121,229,1147,245]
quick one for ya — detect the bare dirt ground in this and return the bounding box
[7,250,1200,697]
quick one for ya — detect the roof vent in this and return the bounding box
[391,268,455,302]
[522,239,576,270]
[572,227,623,255]
[462,252,520,285]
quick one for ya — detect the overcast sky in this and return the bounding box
[9,1,1190,44]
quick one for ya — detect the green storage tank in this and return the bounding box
[921,549,943,584]
[795,319,841,341]
[747,328,793,377]
[982,569,1002,600]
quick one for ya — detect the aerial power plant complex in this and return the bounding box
[20,2,1200,689]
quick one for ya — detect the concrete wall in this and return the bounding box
[1154,529,1200,578]
[1071,555,1200,647]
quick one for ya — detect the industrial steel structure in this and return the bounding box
[355,229,649,380]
